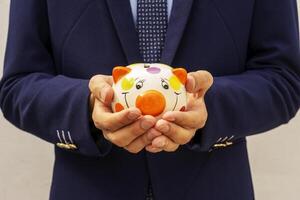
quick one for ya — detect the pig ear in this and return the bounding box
[172,68,187,84]
[112,66,132,83]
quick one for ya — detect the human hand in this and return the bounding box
[89,75,160,153]
[145,71,213,153]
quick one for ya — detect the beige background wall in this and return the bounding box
[0,1,300,199]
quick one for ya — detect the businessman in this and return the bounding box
[1,0,300,199]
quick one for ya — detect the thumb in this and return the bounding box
[89,75,114,106]
[186,70,213,96]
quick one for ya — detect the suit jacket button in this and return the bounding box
[213,143,227,148]
[56,143,65,149]
[56,143,72,150]
[64,144,72,150]
[68,144,78,150]
[226,141,233,146]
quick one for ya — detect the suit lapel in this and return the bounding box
[105,0,142,64]
[161,0,194,65]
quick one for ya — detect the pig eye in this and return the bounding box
[161,80,169,90]
[136,80,144,90]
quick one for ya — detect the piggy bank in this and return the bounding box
[111,63,187,117]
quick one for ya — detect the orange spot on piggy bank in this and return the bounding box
[114,103,125,112]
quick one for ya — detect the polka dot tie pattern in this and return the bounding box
[137,0,168,63]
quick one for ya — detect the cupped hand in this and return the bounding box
[89,75,160,153]
[145,70,213,153]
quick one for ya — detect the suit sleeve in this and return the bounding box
[187,0,300,152]
[0,0,112,157]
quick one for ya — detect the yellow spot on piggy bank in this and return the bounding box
[121,78,134,91]
[169,75,181,91]
[111,63,188,117]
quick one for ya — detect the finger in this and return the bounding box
[105,115,156,147]
[89,75,114,105]
[93,102,142,131]
[186,70,213,96]
[145,145,163,153]
[151,135,179,152]
[144,129,164,153]
[146,128,163,140]
[89,93,96,112]
[155,119,196,145]
[162,107,207,129]
[124,129,162,154]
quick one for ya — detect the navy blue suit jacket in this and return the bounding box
[1,0,300,199]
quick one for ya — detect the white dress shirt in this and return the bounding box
[129,0,173,24]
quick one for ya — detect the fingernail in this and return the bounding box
[127,110,141,120]
[141,119,154,130]
[156,120,169,133]
[146,146,160,153]
[100,87,109,102]
[155,140,165,148]
[187,75,195,92]
[157,122,170,133]
[163,112,175,122]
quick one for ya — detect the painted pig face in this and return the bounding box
[112,63,187,117]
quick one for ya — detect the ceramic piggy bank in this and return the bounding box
[111,63,187,117]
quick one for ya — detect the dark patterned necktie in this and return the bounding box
[137,0,168,63]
